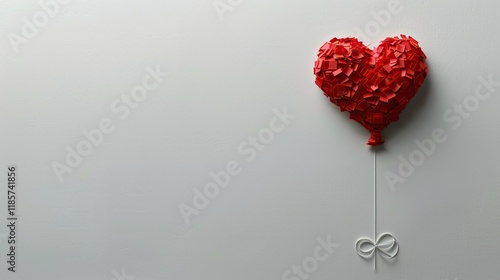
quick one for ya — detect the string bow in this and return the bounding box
[356,233,399,260]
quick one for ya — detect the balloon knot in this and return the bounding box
[367,131,384,146]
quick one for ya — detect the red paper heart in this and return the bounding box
[314,35,428,146]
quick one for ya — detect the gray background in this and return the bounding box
[0,0,499,279]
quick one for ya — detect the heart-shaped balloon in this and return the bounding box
[314,35,428,146]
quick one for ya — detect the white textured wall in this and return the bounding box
[0,0,499,279]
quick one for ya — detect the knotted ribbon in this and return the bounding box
[355,233,399,260]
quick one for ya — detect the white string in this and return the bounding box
[355,147,399,270]
[373,147,377,271]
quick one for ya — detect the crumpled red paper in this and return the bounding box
[314,35,428,146]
